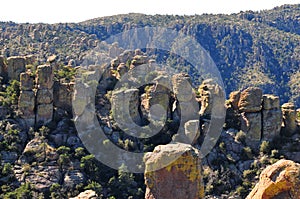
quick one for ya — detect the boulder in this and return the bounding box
[63,170,86,188]
[238,87,262,112]
[228,91,240,110]
[20,72,34,91]
[198,79,225,118]
[172,73,193,102]
[36,89,53,104]
[7,56,26,80]
[247,159,300,199]
[70,190,98,199]
[184,120,200,145]
[262,94,280,110]
[36,65,54,89]
[144,143,204,199]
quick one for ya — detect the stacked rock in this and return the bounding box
[281,102,298,136]
[238,87,263,146]
[18,72,35,126]
[36,65,54,125]
[262,94,282,140]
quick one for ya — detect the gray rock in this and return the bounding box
[7,56,26,80]
[63,170,86,188]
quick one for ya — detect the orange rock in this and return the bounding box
[247,159,300,199]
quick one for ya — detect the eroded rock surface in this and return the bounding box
[247,159,300,199]
[144,143,204,199]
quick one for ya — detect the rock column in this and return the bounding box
[238,87,262,146]
[262,94,282,140]
[281,102,297,136]
[18,72,35,126]
[36,65,54,125]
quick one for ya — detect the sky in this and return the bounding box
[0,0,299,24]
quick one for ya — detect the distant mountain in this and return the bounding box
[0,4,299,105]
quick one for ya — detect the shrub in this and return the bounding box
[235,131,246,144]
[243,147,253,159]
[260,141,271,154]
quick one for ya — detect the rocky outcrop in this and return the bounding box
[247,159,300,199]
[225,88,286,148]
[70,190,98,199]
[36,65,54,125]
[7,56,26,80]
[281,102,297,136]
[144,143,204,199]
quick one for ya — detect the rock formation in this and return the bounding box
[7,56,26,80]
[70,190,98,199]
[144,143,204,199]
[18,72,35,126]
[36,65,54,125]
[262,94,282,140]
[226,88,285,149]
[239,87,263,146]
[281,102,298,136]
[247,159,300,199]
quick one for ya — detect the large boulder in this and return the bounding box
[20,72,34,91]
[247,159,300,199]
[238,87,262,112]
[7,56,26,80]
[144,143,204,199]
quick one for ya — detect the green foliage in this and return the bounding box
[242,147,253,160]
[4,183,33,199]
[55,66,76,83]
[57,146,71,155]
[84,181,102,195]
[235,131,246,144]
[260,141,271,154]
[0,80,20,107]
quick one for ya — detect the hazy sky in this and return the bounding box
[1,0,299,23]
